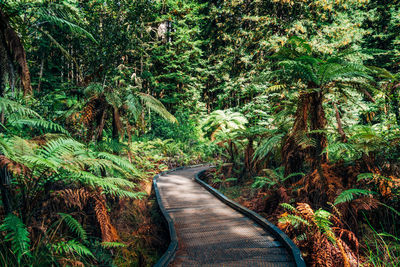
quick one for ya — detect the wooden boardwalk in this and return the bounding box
[155,166,302,267]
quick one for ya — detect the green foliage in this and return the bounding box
[12,119,69,135]
[252,167,304,189]
[334,189,376,205]
[0,214,31,264]
[58,213,87,241]
[202,110,248,140]
[52,240,94,258]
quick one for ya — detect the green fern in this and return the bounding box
[100,242,126,248]
[137,92,177,124]
[279,214,310,228]
[0,97,40,118]
[357,173,392,182]
[0,214,32,264]
[58,213,87,241]
[97,152,142,177]
[13,119,69,135]
[314,209,335,243]
[38,10,97,43]
[52,240,94,258]
[253,133,285,161]
[280,203,297,212]
[334,189,376,205]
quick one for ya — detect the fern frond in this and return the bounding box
[97,152,141,177]
[0,97,40,118]
[264,84,286,94]
[20,155,59,171]
[71,171,143,198]
[52,240,94,258]
[103,177,137,189]
[279,214,310,227]
[253,133,285,161]
[334,189,376,205]
[100,242,126,248]
[280,203,297,212]
[13,119,69,135]
[357,173,391,182]
[40,138,83,159]
[58,213,87,241]
[0,214,31,264]
[137,92,177,123]
[38,8,96,42]
[0,136,13,157]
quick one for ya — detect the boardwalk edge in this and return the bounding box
[194,169,306,267]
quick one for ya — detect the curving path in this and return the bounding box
[154,166,304,267]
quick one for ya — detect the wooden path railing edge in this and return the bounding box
[194,169,306,267]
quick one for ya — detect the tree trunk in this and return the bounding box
[0,165,12,214]
[282,93,310,176]
[282,91,327,175]
[95,108,107,142]
[112,106,122,141]
[309,91,327,167]
[0,10,32,96]
[37,56,44,92]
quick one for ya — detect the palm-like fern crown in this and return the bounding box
[271,36,373,91]
[4,0,96,42]
[202,109,248,139]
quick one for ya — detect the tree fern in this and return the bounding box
[58,213,87,241]
[0,214,31,264]
[334,189,376,205]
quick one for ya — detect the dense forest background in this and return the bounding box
[0,0,399,266]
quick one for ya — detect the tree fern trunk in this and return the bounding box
[282,91,327,176]
[282,93,310,176]
[0,165,12,214]
[309,91,327,167]
[0,10,32,96]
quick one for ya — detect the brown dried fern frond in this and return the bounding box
[93,193,119,242]
[0,155,29,176]
[80,100,96,125]
[52,188,90,210]
[297,202,317,226]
